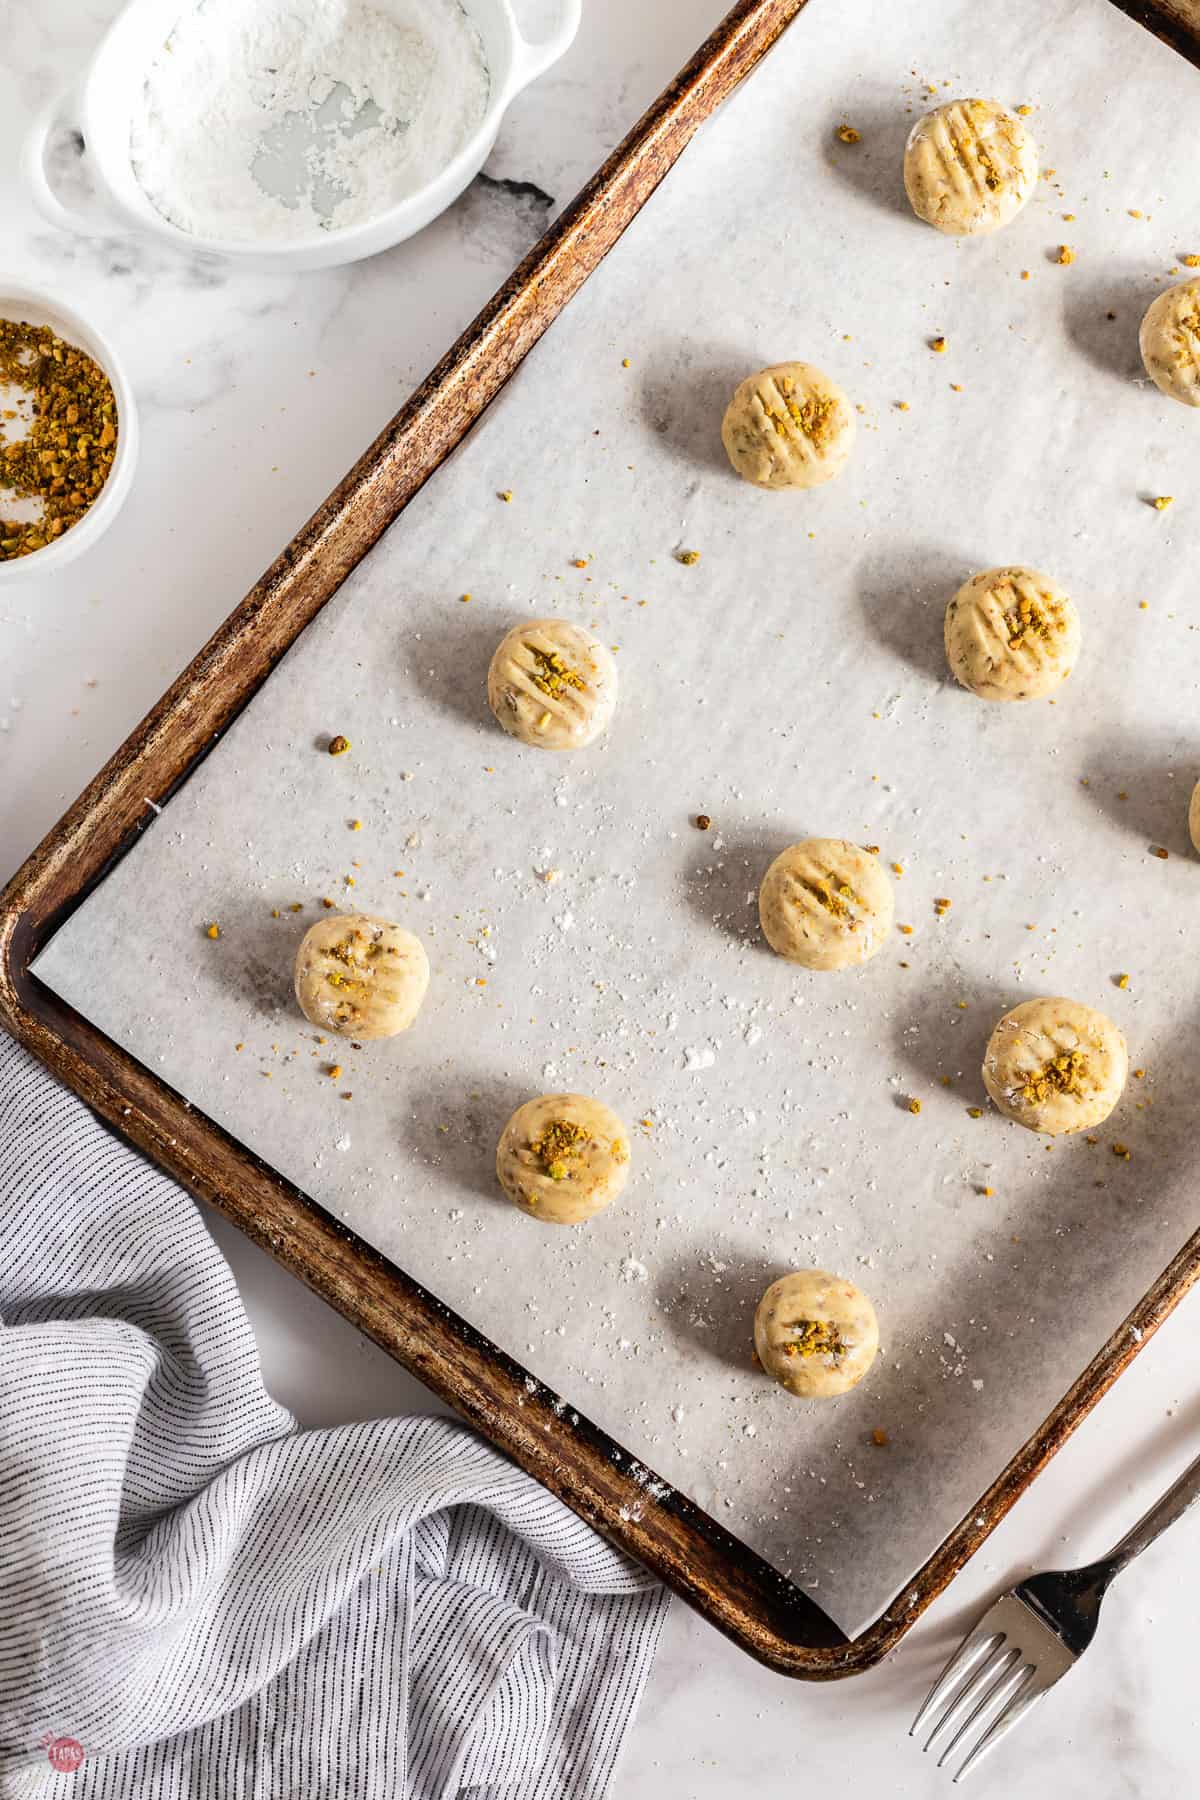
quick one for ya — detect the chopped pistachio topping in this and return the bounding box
[802,872,860,921]
[1002,587,1057,649]
[528,646,585,699]
[1020,1048,1087,1107]
[532,1117,591,1180]
[783,1319,845,1359]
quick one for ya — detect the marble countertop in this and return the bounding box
[2,2,1196,1792]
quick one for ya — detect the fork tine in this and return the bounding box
[935,1647,1025,1769]
[951,1666,1044,1784]
[921,1636,1014,1752]
[910,1628,1003,1740]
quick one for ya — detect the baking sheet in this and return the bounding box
[34,0,1200,1636]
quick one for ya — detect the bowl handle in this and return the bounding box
[508,0,582,93]
[22,82,128,240]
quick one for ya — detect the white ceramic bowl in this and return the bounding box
[22,0,580,273]
[0,286,138,585]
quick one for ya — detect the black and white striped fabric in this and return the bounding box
[0,1037,668,1798]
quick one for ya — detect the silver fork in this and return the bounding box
[911,1445,1200,1782]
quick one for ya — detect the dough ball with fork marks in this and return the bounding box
[982,997,1127,1135]
[294,912,429,1039]
[720,362,855,490]
[904,97,1037,235]
[1139,279,1200,407]
[758,838,893,970]
[487,619,617,750]
[944,566,1080,701]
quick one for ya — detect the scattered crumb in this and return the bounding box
[1112,1142,1131,1160]
[498,489,512,502]
[967,1106,983,1119]
[930,336,947,353]
[1056,245,1075,265]
[907,1097,922,1115]
[1151,846,1169,860]
[871,1427,889,1446]
[350,819,362,831]
[1116,973,1130,989]
[836,123,861,143]
[1151,495,1174,511]
[695,814,712,831]
[327,734,350,756]
[206,922,220,940]
[326,1064,342,1079]
[676,549,701,566]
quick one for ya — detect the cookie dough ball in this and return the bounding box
[754,1270,879,1399]
[496,1093,630,1225]
[945,566,1081,701]
[982,997,1128,1135]
[1190,778,1200,853]
[487,619,617,751]
[1139,280,1200,407]
[721,362,855,490]
[759,839,893,970]
[294,913,429,1040]
[904,98,1037,236]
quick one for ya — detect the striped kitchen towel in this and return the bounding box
[0,1035,669,1798]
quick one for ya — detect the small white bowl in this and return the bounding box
[21,0,581,274]
[0,286,138,584]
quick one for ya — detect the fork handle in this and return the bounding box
[1099,1447,1200,1581]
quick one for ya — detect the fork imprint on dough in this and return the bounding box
[720,361,855,490]
[758,838,894,970]
[904,98,1037,235]
[944,566,1081,701]
[487,619,618,750]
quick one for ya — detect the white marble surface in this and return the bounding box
[2,0,1198,1791]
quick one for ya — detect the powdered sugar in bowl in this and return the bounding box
[22,0,580,272]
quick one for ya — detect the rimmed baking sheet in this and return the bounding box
[33,0,1200,1634]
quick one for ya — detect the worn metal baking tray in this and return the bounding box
[4,0,1200,1676]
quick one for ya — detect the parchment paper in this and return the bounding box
[34,0,1200,1635]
